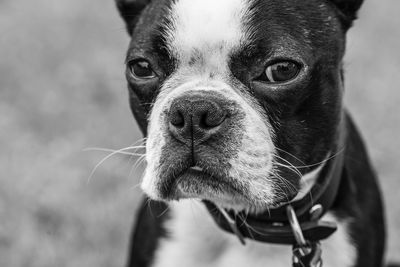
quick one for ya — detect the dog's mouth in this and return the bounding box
[167,166,245,202]
[156,159,298,213]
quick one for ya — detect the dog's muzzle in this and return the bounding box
[142,81,276,210]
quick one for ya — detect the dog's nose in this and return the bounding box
[168,94,226,144]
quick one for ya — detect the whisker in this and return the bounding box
[274,162,302,179]
[273,154,302,178]
[84,147,144,156]
[146,198,155,218]
[84,137,147,183]
[274,147,345,169]
[275,182,292,203]
[237,213,266,240]
[275,147,306,165]
[86,146,145,184]
[291,147,345,169]
[129,181,143,191]
[84,146,145,152]
[125,139,147,175]
[128,154,147,178]
[158,205,170,218]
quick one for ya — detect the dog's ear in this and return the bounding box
[116,0,151,35]
[329,0,364,28]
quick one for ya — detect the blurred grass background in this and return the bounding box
[0,0,398,266]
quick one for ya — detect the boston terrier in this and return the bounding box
[115,0,386,266]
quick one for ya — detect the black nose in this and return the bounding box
[168,94,226,144]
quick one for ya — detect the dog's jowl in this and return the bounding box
[116,0,385,266]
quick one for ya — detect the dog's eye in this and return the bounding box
[262,61,300,83]
[128,59,156,79]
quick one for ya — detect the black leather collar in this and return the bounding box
[204,129,346,245]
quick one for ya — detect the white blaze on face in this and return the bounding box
[141,0,277,209]
[166,0,250,65]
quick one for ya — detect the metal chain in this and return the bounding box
[287,206,323,267]
[292,242,323,267]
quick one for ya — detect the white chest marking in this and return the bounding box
[152,201,356,267]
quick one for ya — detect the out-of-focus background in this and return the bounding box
[0,0,398,266]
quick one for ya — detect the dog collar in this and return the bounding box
[204,130,346,246]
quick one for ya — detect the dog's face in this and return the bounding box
[117,0,362,213]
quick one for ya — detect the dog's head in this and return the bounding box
[117,0,362,213]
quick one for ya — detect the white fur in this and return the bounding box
[293,161,326,201]
[165,0,251,61]
[152,200,356,267]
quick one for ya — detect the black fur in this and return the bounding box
[116,0,151,35]
[333,113,386,267]
[328,0,364,28]
[127,198,169,267]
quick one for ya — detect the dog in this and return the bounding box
[115,0,386,266]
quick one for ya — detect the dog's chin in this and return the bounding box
[151,167,283,214]
[170,168,242,201]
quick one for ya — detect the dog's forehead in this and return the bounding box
[160,0,340,69]
[165,0,251,65]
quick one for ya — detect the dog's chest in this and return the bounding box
[151,201,356,267]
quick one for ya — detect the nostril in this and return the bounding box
[199,110,226,129]
[170,110,185,128]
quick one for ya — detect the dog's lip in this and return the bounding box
[177,166,216,183]
[169,166,241,199]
